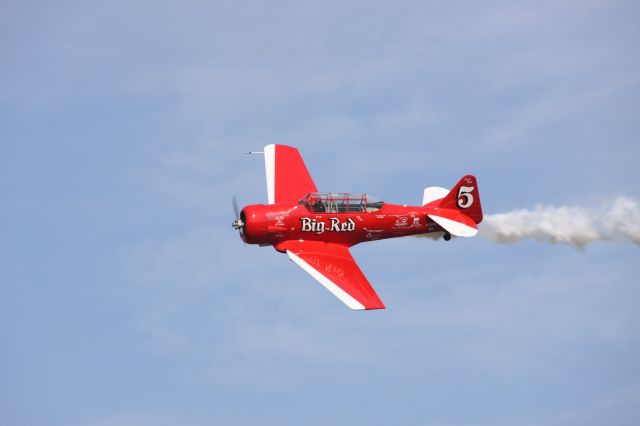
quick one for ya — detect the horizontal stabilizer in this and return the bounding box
[422,186,449,205]
[428,208,478,237]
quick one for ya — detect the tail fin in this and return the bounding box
[437,174,483,224]
[423,175,483,238]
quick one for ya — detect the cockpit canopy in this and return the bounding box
[299,193,384,213]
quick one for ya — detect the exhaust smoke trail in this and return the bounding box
[479,197,640,248]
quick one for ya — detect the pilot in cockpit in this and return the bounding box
[311,198,326,212]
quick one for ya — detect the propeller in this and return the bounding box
[232,196,244,230]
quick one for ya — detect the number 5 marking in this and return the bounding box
[457,186,474,209]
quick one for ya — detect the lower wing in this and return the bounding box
[277,240,385,310]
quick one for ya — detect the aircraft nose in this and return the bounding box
[232,208,248,242]
[240,204,270,244]
[232,216,244,230]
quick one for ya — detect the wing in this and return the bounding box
[264,144,318,204]
[277,240,385,310]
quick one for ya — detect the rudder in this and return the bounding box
[436,175,483,224]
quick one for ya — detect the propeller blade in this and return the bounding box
[232,196,239,219]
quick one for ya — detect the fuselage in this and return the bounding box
[240,200,445,250]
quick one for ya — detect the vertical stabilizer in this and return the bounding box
[429,175,483,224]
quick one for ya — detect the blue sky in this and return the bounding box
[1,1,639,425]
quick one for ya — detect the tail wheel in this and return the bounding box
[443,232,451,241]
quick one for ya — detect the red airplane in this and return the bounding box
[233,144,482,310]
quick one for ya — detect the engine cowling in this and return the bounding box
[241,204,270,244]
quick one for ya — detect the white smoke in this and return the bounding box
[480,197,640,248]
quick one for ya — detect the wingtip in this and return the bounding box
[365,306,386,311]
[358,302,386,311]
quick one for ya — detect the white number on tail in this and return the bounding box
[457,186,475,209]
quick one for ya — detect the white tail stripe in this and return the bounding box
[428,214,478,237]
[264,144,276,204]
[286,250,366,310]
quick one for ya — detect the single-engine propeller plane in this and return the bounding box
[232,144,482,310]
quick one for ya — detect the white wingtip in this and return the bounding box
[264,144,276,204]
